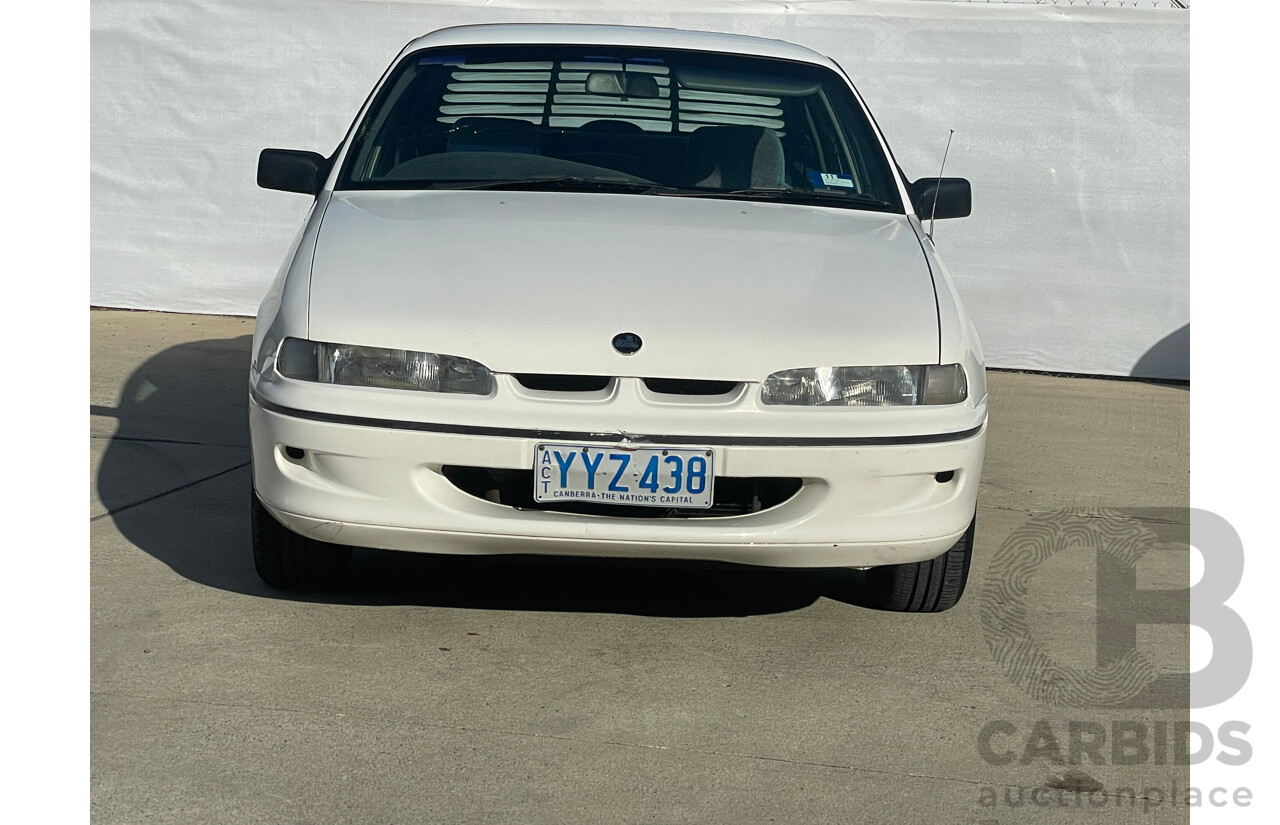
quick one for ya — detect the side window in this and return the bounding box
[350,66,449,179]
[779,97,819,187]
[799,94,862,190]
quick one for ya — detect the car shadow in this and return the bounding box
[1131,323,1189,384]
[95,334,884,617]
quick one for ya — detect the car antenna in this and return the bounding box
[928,129,955,242]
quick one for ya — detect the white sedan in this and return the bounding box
[250,23,986,611]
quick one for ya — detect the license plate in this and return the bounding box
[534,443,715,509]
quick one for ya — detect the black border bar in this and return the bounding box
[252,393,984,448]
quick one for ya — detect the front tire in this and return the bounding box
[252,492,352,589]
[866,517,975,613]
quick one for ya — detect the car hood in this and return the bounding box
[308,190,939,380]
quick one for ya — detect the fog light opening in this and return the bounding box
[284,446,306,460]
[934,470,955,484]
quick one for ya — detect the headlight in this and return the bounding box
[760,364,966,406]
[277,337,494,395]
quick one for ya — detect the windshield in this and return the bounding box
[339,44,904,213]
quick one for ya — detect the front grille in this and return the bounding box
[443,466,802,519]
[514,373,611,392]
[643,378,741,396]
[511,374,741,396]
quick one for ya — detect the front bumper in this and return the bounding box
[249,389,986,569]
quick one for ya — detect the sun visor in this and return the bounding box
[675,68,820,97]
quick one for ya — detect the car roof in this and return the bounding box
[403,23,838,70]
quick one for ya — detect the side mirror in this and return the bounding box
[909,177,972,221]
[258,149,330,196]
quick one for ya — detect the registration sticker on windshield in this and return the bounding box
[809,171,856,189]
[534,444,715,509]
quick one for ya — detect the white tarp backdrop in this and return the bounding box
[90,0,1190,379]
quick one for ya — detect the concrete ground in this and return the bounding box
[90,309,1191,824]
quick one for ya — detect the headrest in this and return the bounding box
[685,125,785,189]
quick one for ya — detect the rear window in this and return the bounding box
[339,44,903,212]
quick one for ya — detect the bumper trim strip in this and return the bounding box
[251,393,984,448]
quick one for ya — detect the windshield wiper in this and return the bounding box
[418,179,896,210]
[712,187,897,210]
[425,176,682,195]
